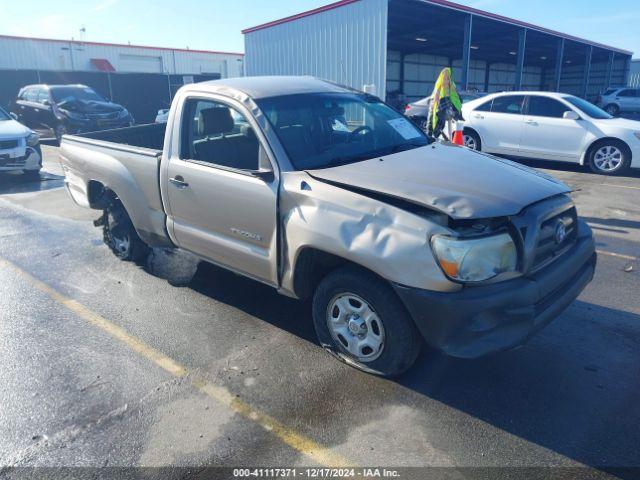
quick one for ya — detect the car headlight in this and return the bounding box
[633,132,640,141]
[26,132,40,147]
[431,232,517,283]
[118,109,130,119]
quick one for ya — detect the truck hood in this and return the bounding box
[0,119,31,139]
[306,143,570,219]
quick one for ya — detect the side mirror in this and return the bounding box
[10,112,18,120]
[251,168,274,182]
[563,111,580,120]
[42,99,51,107]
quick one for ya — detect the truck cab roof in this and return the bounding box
[181,76,356,100]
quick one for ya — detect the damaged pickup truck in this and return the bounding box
[60,77,596,376]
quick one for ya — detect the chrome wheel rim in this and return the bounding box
[463,134,477,150]
[326,293,385,362]
[112,234,131,255]
[594,146,623,172]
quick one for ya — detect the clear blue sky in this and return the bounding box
[1,0,638,56]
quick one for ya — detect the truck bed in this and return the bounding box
[60,122,171,248]
[73,123,166,153]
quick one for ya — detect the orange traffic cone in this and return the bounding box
[452,121,464,146]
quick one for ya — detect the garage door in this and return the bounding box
[119,54,163,73]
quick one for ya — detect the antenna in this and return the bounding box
[79,26,86,42]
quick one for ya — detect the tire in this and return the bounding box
[463,130,481,151]
[55,124,68,144]
[587,140,631,176]
[604,104,620,117]
[22,169,41,179]
[312,267,422,377]
[103,202,149,262]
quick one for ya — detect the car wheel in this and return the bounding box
[55,124,68,144]
[103,202,149,262]
[463,130,481,151]
[588,141,630,175]
[604,104,620,116]
[312,267,422,377]
[22,169,41,180]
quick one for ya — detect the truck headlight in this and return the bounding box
[26,132,40,147]
[431,232,517,282]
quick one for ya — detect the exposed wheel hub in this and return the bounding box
[326,293,385,362]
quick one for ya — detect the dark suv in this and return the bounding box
[12,84,134,142]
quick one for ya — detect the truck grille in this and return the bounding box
[532,207,578,270]
[0,139,19,149]
[0,154,27,168]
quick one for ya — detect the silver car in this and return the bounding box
[597,87,640,116]
[405,92,485,130]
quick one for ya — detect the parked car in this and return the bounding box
[12,84,134,142]
[405,91,485,130]
[0,106,42,178]
[461,91,640,175]
[60,77,596,377]
[597,87,640,116]
[155,109,170,123]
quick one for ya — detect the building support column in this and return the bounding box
[605,51,615,89]
[461,14,473,90]
[400,52,406,95]
[581,45,593,98]
[623,55,632,86]
[515,28,527,90]
[484,62,491,92]
[554,38,565,92]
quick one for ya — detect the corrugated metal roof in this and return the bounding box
[242,0,632,56]
[0,34,244,57]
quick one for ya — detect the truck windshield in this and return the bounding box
[563,96,612,120]
[258,93,430,170]
[51,87,106,105]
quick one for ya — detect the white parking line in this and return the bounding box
[597,250,638,262]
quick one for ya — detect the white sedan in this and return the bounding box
[461,91,640,175]
[0,107,42,177]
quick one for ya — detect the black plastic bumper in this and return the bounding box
[393,222,596,359]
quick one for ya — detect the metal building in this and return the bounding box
[0,35,244,77]
[630,60,640,87]
[243,0,633,103]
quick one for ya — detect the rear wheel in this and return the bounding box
[312,267,422,377]
[103,202,149,262]
[604,104,620,116]
[22,169,41,180]
[588,140,630,175]
[463,130,481,151]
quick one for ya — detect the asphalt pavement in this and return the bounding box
[0,146,639,479]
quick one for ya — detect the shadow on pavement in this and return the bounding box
[189,261,640,474]
[0,171,65,195]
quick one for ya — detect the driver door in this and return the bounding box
[163,97,279,286]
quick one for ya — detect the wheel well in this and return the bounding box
[463,127,481,144]
[87,181,116,209]
[584,137,632,165]
[292,248,375,300]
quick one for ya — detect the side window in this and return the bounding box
[36,89,50,105]
[527,96,569,118]
[181,98,260,171]
[24,88,38,102]
[618,89,635,97]
[491,95,526,115]
[474,99,493,112]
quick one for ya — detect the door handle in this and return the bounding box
[169,176,189,189]
[525,120,538,126]
[473,114,484,119]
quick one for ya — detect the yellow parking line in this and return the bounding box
[596,250,638,262]
[599,183,640,191]
[0,257,351,467]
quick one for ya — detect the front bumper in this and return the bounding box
[393,221,596,359]
[0,146,42,172]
